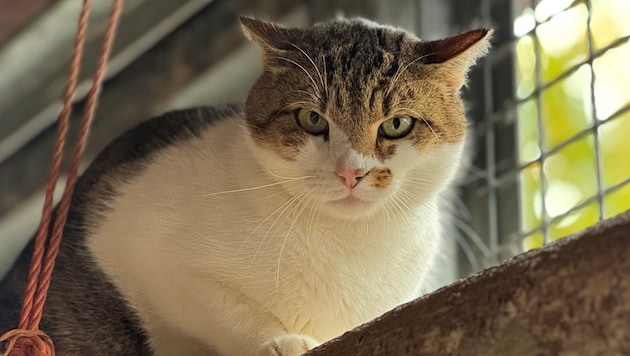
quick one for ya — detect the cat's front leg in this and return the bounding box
[257,334,320,356]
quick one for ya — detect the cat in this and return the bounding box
[0,16,490,356]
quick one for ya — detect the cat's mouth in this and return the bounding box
[331,195,369,206]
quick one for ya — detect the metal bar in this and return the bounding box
[482,0,499,263]
[531,0,550,243]
[585,0,606,220]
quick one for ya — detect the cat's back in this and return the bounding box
[0,104,243,355]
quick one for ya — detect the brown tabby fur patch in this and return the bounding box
[368,167,393,189]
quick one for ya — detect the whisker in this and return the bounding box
[385,51,442,98]
[322,54,329,100]
[450,216,493,258]
[279,57,321,101]
[287,42,325,96]
[401,179,432,187]
[203,177,312,197]
[401,175,434,182]
[251,192,305,265]
[383,203,392,242]
[452,227,482,272]
[295,90,321,104]
[398,189,420,206]
[385,198,403,237]
[421,118,439,140]
[386,56,426,98]
[276,187,316,292]
[236,191,302,260]
[362,216,369,238]
[264,161,316,181]
[266,100,314,123]
[392,195,418,232]
[305,198,319,264]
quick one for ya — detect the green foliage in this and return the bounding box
[516,0,630,250]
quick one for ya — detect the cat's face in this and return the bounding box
[242,18,491,219]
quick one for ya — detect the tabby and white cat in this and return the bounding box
[0,17,490,356]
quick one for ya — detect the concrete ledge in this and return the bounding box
[308,211,630,355]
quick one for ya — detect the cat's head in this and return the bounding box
[241,17,491,220]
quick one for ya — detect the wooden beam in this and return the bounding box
[308,210,630,355]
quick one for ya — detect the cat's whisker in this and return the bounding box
[287,42,326,99]
[322,54,329,100]
[392,195,417,230]
[385,51,438,98]
[398,188,420,204]
[450,223,483,272]
[256,187,317,265]
[382,201,392,241]
[394,99,421,105]
[267,100,314,123]
[279,57,322,101]
[281,100,314,111]
[450,215,493,258]
[252,190,308,265]
[275,188,316,293]
[362,216,369,238]
[401,176,433,183]
[235,191,305,260]
[421,118,439,140]
[396,194,425,245]
[384,198,403,237]
[264,160,316,181]
[400,183,429,192]
[400,178,433,188]
[295,90,321,105]
[204,177,313,197]
[305,199,319,265]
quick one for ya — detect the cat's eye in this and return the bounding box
[378,115,415,139]
[296,109,329,135]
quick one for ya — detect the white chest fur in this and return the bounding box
[88,119,447,355]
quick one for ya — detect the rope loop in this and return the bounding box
[0,329,54,356]
[1,0,124,354]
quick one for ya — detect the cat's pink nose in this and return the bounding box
[336,168,366,189]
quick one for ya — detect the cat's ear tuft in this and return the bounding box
[239,17,298,51]
[419,28,493,88]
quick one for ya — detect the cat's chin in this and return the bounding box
[319,196,378,220]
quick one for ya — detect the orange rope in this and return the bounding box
[18,0,92,332]
[1,0,124,354]
[0,330,54,356]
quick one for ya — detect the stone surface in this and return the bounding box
[308,211,630,355]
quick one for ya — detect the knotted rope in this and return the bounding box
[0,0,124,354]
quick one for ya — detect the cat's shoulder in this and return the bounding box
[76,104,243,201]
[87,104,242,172]
[101,104,242,166]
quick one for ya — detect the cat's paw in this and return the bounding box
[257,334,320,356]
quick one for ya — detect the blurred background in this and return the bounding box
[0,0,628,290]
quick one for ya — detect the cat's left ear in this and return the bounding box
[239,17,299,52]
[418,29,493,89]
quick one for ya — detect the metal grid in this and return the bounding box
[456,0,630,276]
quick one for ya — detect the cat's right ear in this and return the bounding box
[239,17,299,52]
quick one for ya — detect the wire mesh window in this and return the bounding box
[457,0,630,276]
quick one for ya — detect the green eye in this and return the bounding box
[378,115,415,139]
[296,109,329,135]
